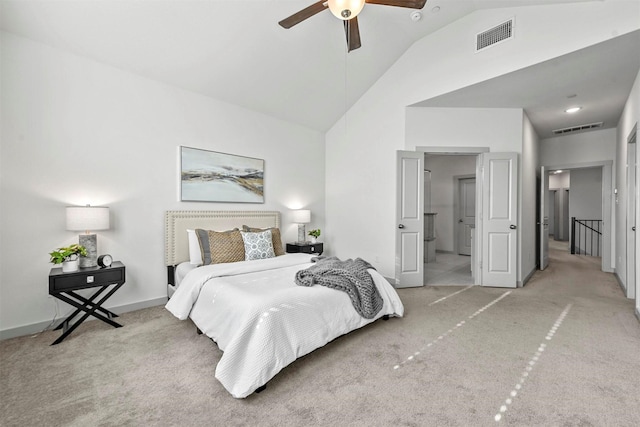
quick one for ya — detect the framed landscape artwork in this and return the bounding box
[180,146,264,203]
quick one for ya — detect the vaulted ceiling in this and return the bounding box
[1,0,637,137]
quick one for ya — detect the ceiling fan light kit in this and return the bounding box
[279,0,428,52]
[328,0,366,20]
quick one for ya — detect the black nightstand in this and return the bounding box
[48,261,126,345]
[286,242,323,255]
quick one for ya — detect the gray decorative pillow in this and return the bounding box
[242,225,285,256]
[241,230,275,261]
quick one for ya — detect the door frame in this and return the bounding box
[415,146,489,286]
[542,160,613,273]
[453,174,476,256]
[626,139,636,299]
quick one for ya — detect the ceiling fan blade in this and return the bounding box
[365,0,427,9]
[279,1,328,29]
[344,17,362,52]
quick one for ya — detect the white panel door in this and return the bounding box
[481,152,518,288]
[540,166,549,270]
[634,127,640,314]
[627,141,636,299]
[395,151,424,288]
[458,178,476,256]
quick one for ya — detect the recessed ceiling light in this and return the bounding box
[554,170,563,174]
[431,6,441,13]
[565,107,582,113]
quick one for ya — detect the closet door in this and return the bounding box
[395,151,424,288]
[481,152,518,288]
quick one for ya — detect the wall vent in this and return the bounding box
[476,19,514,51]
[552,122,604,135]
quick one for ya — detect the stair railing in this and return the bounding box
[570,217,602,256]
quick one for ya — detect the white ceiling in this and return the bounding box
[1,0,635,136]
[413,29,640,139]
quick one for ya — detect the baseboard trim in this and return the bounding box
[0,296,168,341]
[518,265,536,288]
[614,271,627,295]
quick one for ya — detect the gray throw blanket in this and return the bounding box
[294,256,384,319]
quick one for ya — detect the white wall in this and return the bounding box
[424,155,476,253]
[569,168,603,255]
[615,68,640,302]
[549,172,570,189]
[408,107,535,283]
[570,168,604,220]
[0,33,326,337]
[407,107,524,152]
[540,128,617,166]
[325,2,639,280]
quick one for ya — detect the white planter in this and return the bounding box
[309,237,317,244]
[62,257,79,273]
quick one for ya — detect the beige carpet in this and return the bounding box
[2,243,639,426]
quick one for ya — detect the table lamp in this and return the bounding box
[292,209,311,244]
[66,205,110,268]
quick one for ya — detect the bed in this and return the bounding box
[164,210,404,398]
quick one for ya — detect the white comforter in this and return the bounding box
[165,253,404,398]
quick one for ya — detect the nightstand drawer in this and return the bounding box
[49,263,125,293]
[286,243,323,255]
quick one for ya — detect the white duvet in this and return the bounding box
[165,253,404,398]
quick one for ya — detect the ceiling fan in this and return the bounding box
[279,0,428,52]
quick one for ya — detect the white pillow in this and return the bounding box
[241,230,275,261]
[187,229,202,265]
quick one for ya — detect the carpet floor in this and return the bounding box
[1,242,639,426]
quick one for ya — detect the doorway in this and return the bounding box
[397,148,518,288]
[423,155,476,286]
[540,162,613,273]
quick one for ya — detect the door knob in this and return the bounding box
[633,226,636,232]
[510,225,517,230]
[398,224,405,229]
[459,219,463,223]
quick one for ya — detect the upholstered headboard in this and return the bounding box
[164,210,281,267]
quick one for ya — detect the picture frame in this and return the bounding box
[180,146,264,203]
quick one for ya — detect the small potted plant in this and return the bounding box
[49,244,87,273]
[308,229,321,244]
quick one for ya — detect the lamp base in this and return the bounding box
[297,224,307,244]
[79,234,98,268]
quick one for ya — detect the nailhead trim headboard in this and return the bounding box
[165,210,281,266]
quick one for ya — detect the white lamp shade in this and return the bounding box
[327,0,365,20]
[292,209,311,224]
[66,206,110,231]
